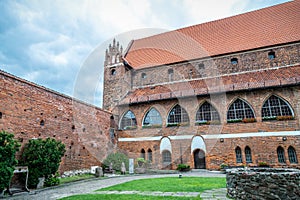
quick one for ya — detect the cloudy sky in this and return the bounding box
[0,0,289,107]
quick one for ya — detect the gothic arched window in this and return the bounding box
[140,149,146,160]
[235,146,242,163]
[148,149,153,162]
[245,146,252,163]
[277,146,285,163]
[143,108,162,127]
[227,98,255,122]
[196,102,220,123]
[167,105,189,125]
[120,110,137,130]
[162,150,171,164]
[288,146,298,164]
[262,95,293,120]
[168,69,174,81]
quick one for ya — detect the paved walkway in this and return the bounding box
[4,170,230,200]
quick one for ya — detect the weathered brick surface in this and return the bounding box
[117,86,300,170]
[0,71,115,173]
[132,43,300,87]
[103,38,300,170]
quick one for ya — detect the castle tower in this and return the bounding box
[102,39,132,113]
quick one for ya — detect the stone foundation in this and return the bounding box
[226,168,300,200]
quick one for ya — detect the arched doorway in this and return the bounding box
[193,149,206,169]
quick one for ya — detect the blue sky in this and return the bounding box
[0,0,289,107]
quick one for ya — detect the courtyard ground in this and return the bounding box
[5,170,230,200]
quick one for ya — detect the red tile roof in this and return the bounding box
[124,0,300,69]
[120,65,300,105]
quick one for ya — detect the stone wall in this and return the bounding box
[0,70,115,173]
[226,168,300,199]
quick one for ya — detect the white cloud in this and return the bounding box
[0,0,290,107]
[182,0,250,26]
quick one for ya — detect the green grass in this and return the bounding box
[61,194,200,200]
[98,177,226,193]
[59,177,226,200]
[59,174,95,184]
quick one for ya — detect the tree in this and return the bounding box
[103,152,129,172]
[0,131,20,193]
[21,138,65,188]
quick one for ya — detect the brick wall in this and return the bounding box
[132,43,300,88]
[0,71,115,173]
[117,86,300,170]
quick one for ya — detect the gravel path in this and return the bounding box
[5,170,228,200]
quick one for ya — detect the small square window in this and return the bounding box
[268,51,276,60]
[231,58,238,65]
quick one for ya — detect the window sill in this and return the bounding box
[122,126,137,130]
[142,125,162,129]
[195,121,221,126]
[166,123,189,127]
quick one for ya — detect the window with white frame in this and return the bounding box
[167,104,189,125]
[196,102,220,123]
[227,98,255,121]
[143,108,162,127]
[262,95,293,119]
[120,110,137,130]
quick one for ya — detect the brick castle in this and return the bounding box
[104,0,300,170]
[0,0,299,172]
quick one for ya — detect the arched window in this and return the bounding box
[120,110,137,130]
[148,149,152,162]
[143,108,162,127]
[196,102,220,123]
[167,104,189,125]
[162,150,171,164]
[141,73,147,79]
[227,98,255,122]
[111,68,116,76]
[277,146,285,163]
[189,69,193,79]
[288,146,298,163]
[262,95,293,120]
[235,147,242,163]
[141,149,145,160]
[268,51,276,60]
[245,146,252,163]
[168,69,174,81]
[231,58,238,65]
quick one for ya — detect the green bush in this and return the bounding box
[21,138,65,188]
[102,152,129,172]
[44,173,60,187]
[176,164,190,171]
[0,131,20,192]
[220,163,229,169]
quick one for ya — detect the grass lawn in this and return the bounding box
[59,177,226,200]
[61,194,199,200]
[98,177,226,193]
[59,174,96,184]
